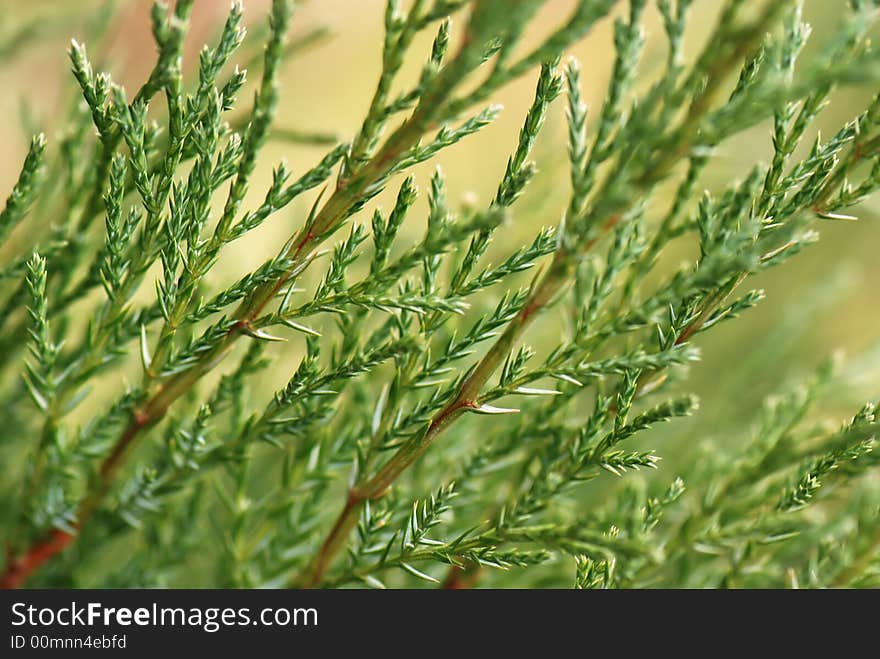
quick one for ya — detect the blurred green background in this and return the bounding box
[0,0,877,467]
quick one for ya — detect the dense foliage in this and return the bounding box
[1,0,879,588]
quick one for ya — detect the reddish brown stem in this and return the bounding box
[0,529,76,589]
[441,563,482,589]
[299,493,361,589]
[296,251,576,587]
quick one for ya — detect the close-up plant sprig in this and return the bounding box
[0,0,879,590]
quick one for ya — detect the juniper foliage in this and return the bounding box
[0,0,879,589]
